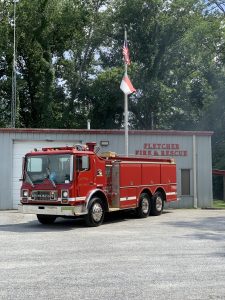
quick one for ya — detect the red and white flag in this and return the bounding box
[123,40,131,65]
[120,75,136,95]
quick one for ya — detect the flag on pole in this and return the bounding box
[123,40,131,65]
[120,74,136,95]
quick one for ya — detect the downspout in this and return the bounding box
[192,134,198,208]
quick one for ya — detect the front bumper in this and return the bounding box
[18,204,87,216]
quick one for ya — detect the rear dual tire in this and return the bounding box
[136,193,151,218]
[150,192,164,216]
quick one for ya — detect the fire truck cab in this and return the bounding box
[19,142,177,226]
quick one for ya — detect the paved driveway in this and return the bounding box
[0,209,225,300]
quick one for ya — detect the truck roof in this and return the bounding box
[26,146,95,156]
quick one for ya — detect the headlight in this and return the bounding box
[22,190,29,197]
[62,190,68,198]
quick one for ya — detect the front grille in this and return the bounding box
[31,191,57,201]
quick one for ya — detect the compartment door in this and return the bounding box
[111,162,120,208]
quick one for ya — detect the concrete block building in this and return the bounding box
[0,128,213,209]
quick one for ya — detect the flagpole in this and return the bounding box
[124,26,128,157]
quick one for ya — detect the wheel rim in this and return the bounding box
[156,196,163,211]
[92,203,103,222]
[142,198,149,214]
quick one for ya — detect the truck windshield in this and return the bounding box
[25,154,73,185]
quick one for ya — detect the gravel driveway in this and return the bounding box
[0,208,225,300]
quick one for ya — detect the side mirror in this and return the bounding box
[21,157,25,181]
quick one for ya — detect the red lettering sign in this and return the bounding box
[136,143,188,157]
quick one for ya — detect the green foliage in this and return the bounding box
[1,0,225,170]
[88,67,124,128]
[102,0,224,131]
[213,200,225,208]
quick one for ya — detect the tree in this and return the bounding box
[0,0,13,127]
[0,0,110,128]
[0,0,225,142]
[96,0,224,131]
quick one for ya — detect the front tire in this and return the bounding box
[150,192,164,216]
[85,198,105,227]
[37,214,57,225]
[136,193,150,218]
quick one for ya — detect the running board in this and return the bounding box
[108,208,120,212]
[108,207,136,212]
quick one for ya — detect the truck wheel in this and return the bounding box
[136,193,150,218]
[37,214,57,225]
[85,198,105,227]
[150,192,164,216]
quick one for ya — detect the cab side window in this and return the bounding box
[76,156,90,171]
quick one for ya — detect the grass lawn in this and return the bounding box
[213,199,225,209]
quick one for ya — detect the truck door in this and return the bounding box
[76,155,94,197]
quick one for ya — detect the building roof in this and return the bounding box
[212,169,225,176]
[0,128,214,137]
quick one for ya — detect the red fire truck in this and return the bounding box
[19,142,177,226]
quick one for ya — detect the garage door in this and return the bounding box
[12,140,79,209]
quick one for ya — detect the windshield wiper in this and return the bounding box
[46,168,56,188]
[25,171,34,187]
